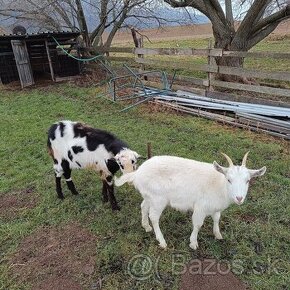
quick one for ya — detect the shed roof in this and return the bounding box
[0,31,80,42]
[0,27,7,34]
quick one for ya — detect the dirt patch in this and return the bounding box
[10,222,98,290]
[0,187,38,220]
[33,277,83,290]
[74,66,108,87]
[180,259,248,290]
[238,213,258,224]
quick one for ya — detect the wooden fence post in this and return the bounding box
[131,28,138,48]
[138,36,145,73]
[131,28,145,74]
[207,40,214,93]
[147,142,152,159]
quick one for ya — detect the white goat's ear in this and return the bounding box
[213,161,227,175]
[134,152,141,159]
[249,166,266,178]
[133,151,146,160]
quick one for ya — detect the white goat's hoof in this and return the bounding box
[143,225,152,232]
[159,241,167,249]
[214,233,223,240]
[189,241,198,250]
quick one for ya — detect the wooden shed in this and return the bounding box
[0,31,81,88]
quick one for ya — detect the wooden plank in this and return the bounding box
[11,40,34,88]
[222,50,290,59]
[133,48,290,59]
[209,48,223,57]
[45,40,55,81]
[138,70,207,87]
[0,52,13,56]
[211,80,290,98]
[55,76,80,82]
[47,41,77,46]
[135,57,217,72]
[171,75,208,86]
[107,56,134,62]
[92,46,133,53]
[109,47,134,53]
[154,100,235,122]
[133,47,290,59]
[218,66,290,82]
[135,47,209,56]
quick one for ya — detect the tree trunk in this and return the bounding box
[215,55,248,83]
[164,0,290,84]
[212,27,254,83]
[91,24,106,48]
[75,0,90,47]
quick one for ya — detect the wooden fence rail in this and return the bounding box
[134,47,290,59]
[93,46,290,99]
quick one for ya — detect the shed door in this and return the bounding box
[11,40,34,88]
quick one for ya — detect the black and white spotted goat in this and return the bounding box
[47,120,140,210]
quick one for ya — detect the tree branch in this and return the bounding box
[225,0,234,29]
[234,0,272,41]
[247,21,280,49]
[164,0,208,16]
[252,4,290,34]
[232,0,271,49]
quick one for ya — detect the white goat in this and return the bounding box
[115,152,266,249]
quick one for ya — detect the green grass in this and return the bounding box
[0,84,289,289]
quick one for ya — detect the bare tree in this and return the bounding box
[0,0,77,31]
[90,0,157,48]
[164,0,290,80]
[0,0,166,50]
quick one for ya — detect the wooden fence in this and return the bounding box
[94,46,290,101]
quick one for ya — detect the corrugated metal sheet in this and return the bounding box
[144,88,290,140]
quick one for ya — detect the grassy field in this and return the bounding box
[0,84,289,289]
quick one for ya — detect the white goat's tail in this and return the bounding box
[114,172,136,187]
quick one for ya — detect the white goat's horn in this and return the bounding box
[221,153,234,167]
[242,151,250,167]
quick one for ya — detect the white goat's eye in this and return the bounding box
[227,179,232,184]
[131,160,135,164]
